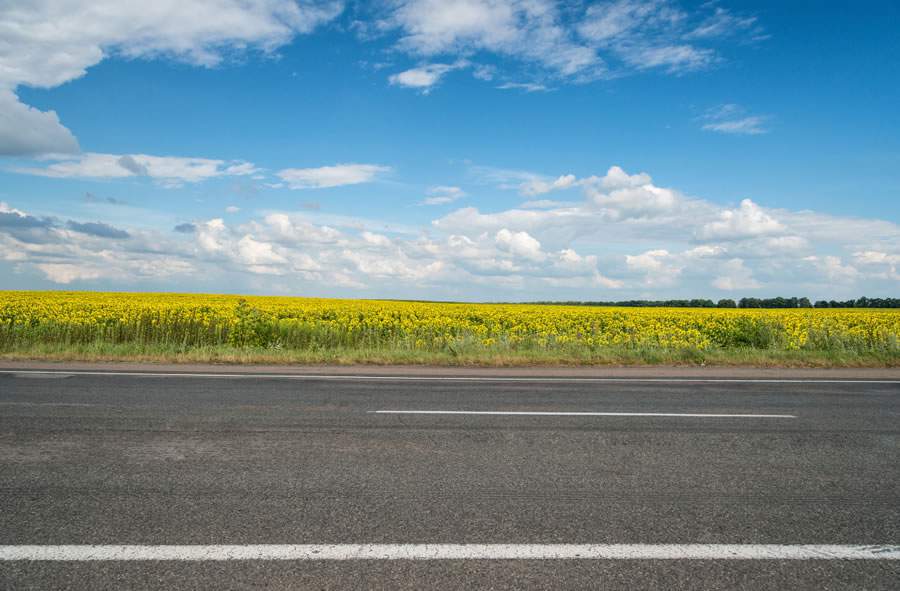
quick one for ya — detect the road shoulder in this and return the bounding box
[1,360,898,379]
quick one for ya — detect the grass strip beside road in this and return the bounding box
[1,342,897,367]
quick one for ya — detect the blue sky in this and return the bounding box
[1,0,898,300]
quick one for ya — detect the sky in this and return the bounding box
[1,0,898,301]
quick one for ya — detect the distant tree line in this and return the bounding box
[530,297,900,309]
[811,297,900,308]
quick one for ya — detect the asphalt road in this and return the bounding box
[1,368,898,589]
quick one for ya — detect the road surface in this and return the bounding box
[1,367,898,589]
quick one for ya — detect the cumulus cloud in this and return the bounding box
[583,166,680,220]
[361,231,392,247]
[520,199,577,209]
[697,198,784,240]
[263,213,342,244]
[520,174,577,196]
[277,164,390,189]
[34,264,104,285]
[2,160,898,298]
[806,255,860,283]
[854,251,900,265]
[0,0,343,156]
[853,251,900,281]
[712,258,761,290]
[495,228,544,261]
[195,218,228,253]
[626,249,682,286]
[477,165,682,221]
[433,163,900,295]
[235,234,288,274]
[0,90,79,156]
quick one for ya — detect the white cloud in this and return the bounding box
[0,0,342,155]
[196,218,228,253]
[701,104,770,135]
[0,0,343,89]
[626,249,682,286]
[583,166,680,220]
[854,251,900,265]
[434,205,567,235]
[576,0,677,43]
[14,153,257,187]
[467,164,550,192]
[472,64,497,80]
[552,248,622,288]
[520,174,577,196]
[481,165,680,221]
[577,0,759,74]
[225,206,241,213]
[223,162,260,176]
[263,213,343,244]
[626,249,670,272]
[763,235,807,252]
[698,198,784,240]
[0,202,25,216]
[342,247,444,281]
[388,61,467,92]
[34,263,103,284]
[0,90,80,156]
[684,245,726,258]
[389,0,521,54]
[623,44,716,72]
[497,81,548,92]
[385,0,600,79]
[236,234,288,274]
[712,258,761,290]
[520,199,576,209]
[817,255,860,283]
[495,228,544,261]
[276,164,390,189]
[600,165,652,189]
[685,7,760,40]
[422,185,466,205]
[703,116,769,135]
[853,251,900,281]
[361,231,392,247]
[3,161,898,298]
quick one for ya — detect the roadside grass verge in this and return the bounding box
[1,342,896,367]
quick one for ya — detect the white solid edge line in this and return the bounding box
[1,544,898,561]
[2,370,898,384]
[370,410,796,418]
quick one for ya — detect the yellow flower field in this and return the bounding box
[1,291,898,365]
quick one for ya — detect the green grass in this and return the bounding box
[2,342,896,367]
